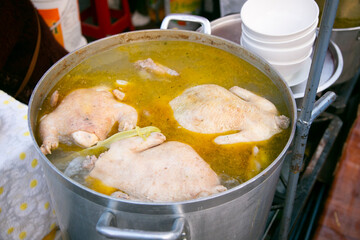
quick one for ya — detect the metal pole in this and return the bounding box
[279,0,339,239]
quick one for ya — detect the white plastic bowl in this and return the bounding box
[241,21,318,48]
[269,50,313,82]
[284,57,312,87]
[240,0,319,42]
[240,33,315,62]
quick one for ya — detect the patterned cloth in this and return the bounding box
[0,90,58,240]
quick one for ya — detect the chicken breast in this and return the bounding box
[170,84,290,144]
[39,88,138,155]
[88,132,226,202]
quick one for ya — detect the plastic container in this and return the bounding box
[31,0,87,52]
[210,13,343,98]
[241,32,315,62]
[240,0,319,42]
[241,21,318,49]
[269,50,313,81]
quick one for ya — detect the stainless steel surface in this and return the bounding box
[96,212,188,240]
[331,26,360,84]
[161,14,212,34]
[28,30,296,240]
[280,0,339,238]
[209,14,343,100]
[211,14,242,44]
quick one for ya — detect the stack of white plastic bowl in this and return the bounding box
[240,0,319,87]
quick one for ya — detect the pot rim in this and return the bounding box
[28,29,297,214]
[332,25,360,31]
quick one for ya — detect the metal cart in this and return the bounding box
[216,0,360,239]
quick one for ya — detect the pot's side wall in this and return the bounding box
[331,27,360,84]
[42,152,283,240]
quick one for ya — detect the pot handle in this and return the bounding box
[160,13,211,35]
[96,211,189,240]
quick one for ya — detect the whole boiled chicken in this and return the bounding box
[39,87,138,155]
[170,84,290,144]
[86,132,226,202]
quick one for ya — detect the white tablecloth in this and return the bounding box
[0,90,58,240]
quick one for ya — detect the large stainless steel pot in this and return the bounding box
[28,17,296,240]
[331,26,360,84]
[316,0,360,84]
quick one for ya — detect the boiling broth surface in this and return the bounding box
[39,41,291,193]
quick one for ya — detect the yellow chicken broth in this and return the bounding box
[40,41,291,191]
